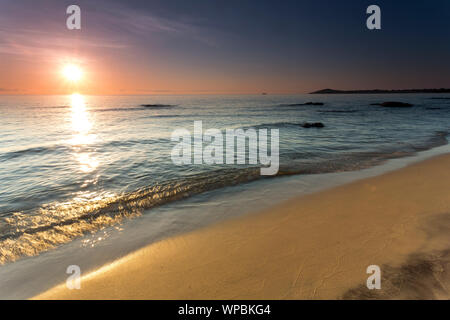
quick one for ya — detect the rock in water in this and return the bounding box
[302,122,325,128]
[370,101,413,107]
[303,102,324,106]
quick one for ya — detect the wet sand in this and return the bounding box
[34,154,450,299]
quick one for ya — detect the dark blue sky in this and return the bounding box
[1,0,450,94]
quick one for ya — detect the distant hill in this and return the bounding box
[310,88,450,94]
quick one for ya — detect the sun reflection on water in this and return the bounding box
[69,93,99,172]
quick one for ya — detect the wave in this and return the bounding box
[0,131,447,264]
[283,131,448,173]
[140,104,177,109]
[29,106,70,109]
[0,145,67,163]
[0,119,319,163]
[277,102,324,107]
[317,110,360,114]
[0,166,261,264]
[28,105,179,112]
[243,122,303,130]
[93,107,147,112]
[0,138,171,163]
[95,105,178,112]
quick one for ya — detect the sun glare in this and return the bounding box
[62,64,83,82]
[69,93,98,172]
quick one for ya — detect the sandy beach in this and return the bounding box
[34,154,450,300]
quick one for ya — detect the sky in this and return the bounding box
[1,0,450,94]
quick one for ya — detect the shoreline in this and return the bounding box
[309,88,450,94]
[34,153,450,299]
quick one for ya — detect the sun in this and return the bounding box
[62,64,83,82]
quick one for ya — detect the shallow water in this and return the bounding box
[0,93,449,264]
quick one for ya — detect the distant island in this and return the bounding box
[310,88,450,94]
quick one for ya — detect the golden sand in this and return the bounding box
[34,154,450,299]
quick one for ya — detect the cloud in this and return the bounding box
[0,1,218,63]
[98,3,219,47]
[0,28,126,62]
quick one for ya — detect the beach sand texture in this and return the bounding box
[35,154,450,299]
